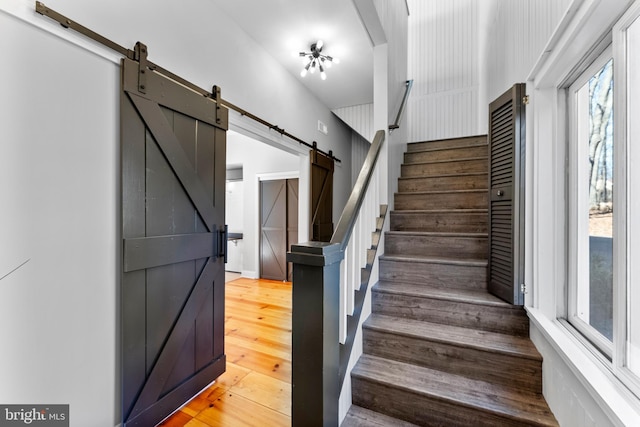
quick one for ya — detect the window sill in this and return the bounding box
[526,306,640,426]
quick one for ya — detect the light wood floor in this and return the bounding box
[160,276,292,427]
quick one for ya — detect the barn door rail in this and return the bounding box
[287,129,386,426]
[33,1,340,163]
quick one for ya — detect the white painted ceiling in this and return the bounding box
[210,0,374,110]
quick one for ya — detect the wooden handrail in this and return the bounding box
[330,129,385,251]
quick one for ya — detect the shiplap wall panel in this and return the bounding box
[407,0,480,142]
[375,0,411,119]
[485,0,572,103]
[333,104,374,142]
[351,131,371,185]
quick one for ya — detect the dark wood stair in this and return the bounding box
[343,135,558,426]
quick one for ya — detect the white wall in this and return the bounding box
[0,8,119,427]
[405,0,572,141]
[0,0,354,424]
[225,180,244,273]
[483,0,573,102]
[226,132,301,278]
[406,0,480,142]
[482,0,573,130]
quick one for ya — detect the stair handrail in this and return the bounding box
[287,129,386,426]
[389,79,414,132]
[331,129,385,250]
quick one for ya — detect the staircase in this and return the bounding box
[342,136,558,426]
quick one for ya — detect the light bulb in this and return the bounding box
[325,59,332,69]
[333,57,340,64]
[321,71,327,80]
[300,69,307,77]
[316,40,324,50]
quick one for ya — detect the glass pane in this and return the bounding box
[627,16,640,377]
[576,59,614,341]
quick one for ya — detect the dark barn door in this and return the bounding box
[488,83,526,305]
[310,149,334,242]
[120,55,228,426]
[260,178,298,281]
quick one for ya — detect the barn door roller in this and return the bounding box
[134,42,148,94]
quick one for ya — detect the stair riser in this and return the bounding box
[385,234,488,259]
[404,145,487,163]
[402,159,488,177]
[408,136,487,151]
[398,174,488,192]
[390,212,488,233]
[352,377,544,427]
[394,192,488,210]
[363,328,542,393]
[379,259,487,290]
[371,291,529,336]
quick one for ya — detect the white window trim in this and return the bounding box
[566,47,614,359]
[526,0,640,424]
[612,0,640,395]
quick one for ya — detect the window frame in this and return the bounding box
[567,46,615,359]
[563,1,640,399]
[612,1,640,395]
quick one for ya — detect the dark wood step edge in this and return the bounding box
[352,356,556,425]
[402,156,487,166]
[364,315,541,361]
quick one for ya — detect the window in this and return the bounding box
[625,9,640,381]
[568,52,614,354]
[567,4,640,396]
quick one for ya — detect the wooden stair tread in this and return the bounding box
[380,254,487,267]
[374,281,512,308]
[407,135,488,151]
[402,156,487,166]
[385,230,488,238]
[342,405,419,427]
[391,208,487,213]
[405,141,487,154]
[399,171,487,179]
[364,314,541,360]
[395,189,488,196]
[352,355,558,426]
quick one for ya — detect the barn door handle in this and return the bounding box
[218,225,228,263]
[496,190,504,197]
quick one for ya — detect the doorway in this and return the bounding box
[260,178,299,281]
[225,130,304,279]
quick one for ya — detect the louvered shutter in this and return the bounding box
[488,83,526,305]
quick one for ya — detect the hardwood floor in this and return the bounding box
[160,277,292,427]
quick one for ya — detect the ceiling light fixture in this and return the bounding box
[299,40,339,80]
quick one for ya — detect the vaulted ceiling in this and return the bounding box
[210,0,374,110]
